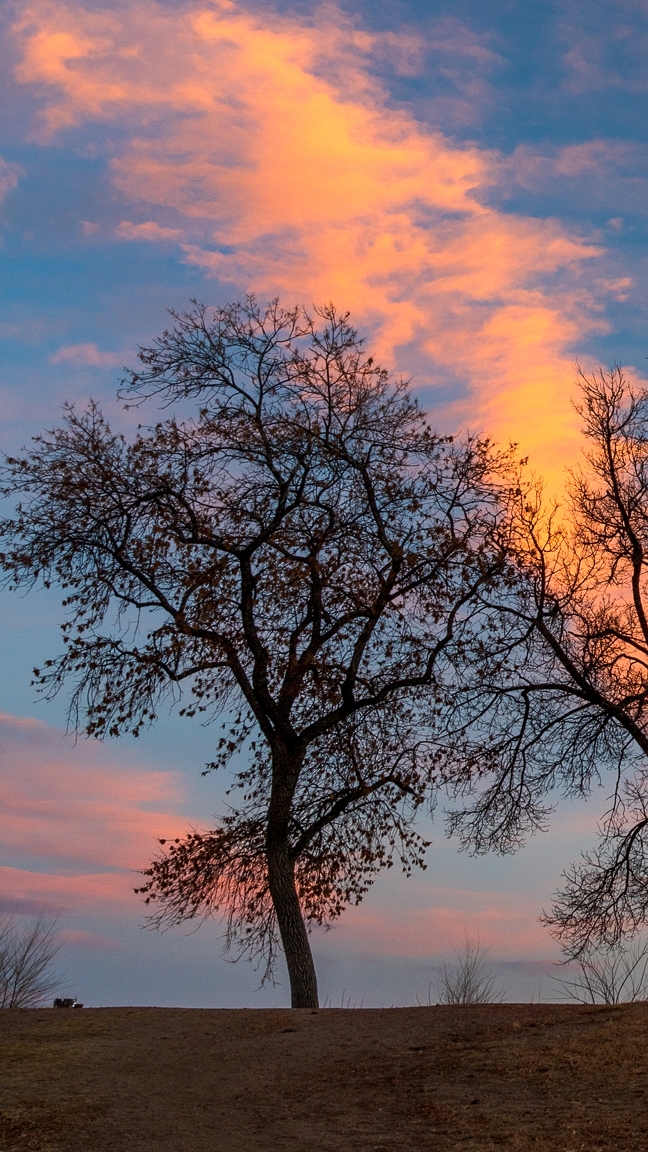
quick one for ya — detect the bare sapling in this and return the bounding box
[0,911,63,1008]
[436,935,505,1005]
[553,936,648,1005]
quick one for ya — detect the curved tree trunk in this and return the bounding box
[267,748,319,1009]
[267,840,319,1008]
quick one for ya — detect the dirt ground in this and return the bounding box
[0,1003,646,1152]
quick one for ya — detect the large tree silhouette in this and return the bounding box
[0,299,509,1007]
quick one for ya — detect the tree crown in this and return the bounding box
[0,299,509,976]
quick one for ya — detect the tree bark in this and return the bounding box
[267,749,319,1009]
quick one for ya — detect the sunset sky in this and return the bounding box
[2,0,648,1007]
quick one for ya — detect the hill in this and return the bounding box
[1,1003,645,1150]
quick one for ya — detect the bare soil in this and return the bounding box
[0,1003,646,1151]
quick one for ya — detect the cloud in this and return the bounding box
[334,884,553,958]
[10,0,630,483]
[0,710,43,729]
[62,928,120,950]
[412,16,507,129]
[558,16,648,97]
[0,710,189,927]
[506,139,648,202]
[0,156,22,244]
[0,710,188,977]
[49,341,125,367]
[116,219,184,242]
[0,156,22,201]
[0,863,139,915]
[596,276,633,301]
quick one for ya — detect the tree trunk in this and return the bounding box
[267,748,319,1009]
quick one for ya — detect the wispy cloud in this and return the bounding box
[0,711,184,866]
[0,714,187,977]
[559,19,648,96]
[0,711,187,917]
[334,885,553,958]
[116,220,185,242]
[0,864,140,915]
[0,156,22,202]
[504,138,648,210]
[49,342,125,367]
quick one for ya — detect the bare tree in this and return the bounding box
[444,366,648,958]
[553,937,648,1005]
[437,935,504,1005]
[0,299,511,1008]
[0,911,63,1008]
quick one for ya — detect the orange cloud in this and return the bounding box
[11,0,623,483]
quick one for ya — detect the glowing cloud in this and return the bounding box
[0,711,186,915]
[11,0,619,480]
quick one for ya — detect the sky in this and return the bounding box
[2,0,648,1008]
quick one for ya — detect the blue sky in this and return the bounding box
[1,0,647,1006]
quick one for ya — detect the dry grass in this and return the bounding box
[0,1003,645,1150]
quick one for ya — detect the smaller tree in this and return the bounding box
[553,937,648,1005]
[0,911,63,1008]
[440,366,648,958]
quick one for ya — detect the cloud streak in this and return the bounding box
[49,342,125,367]
[116,220,184,242]
[334,889,553,958]
[0,711,187,919]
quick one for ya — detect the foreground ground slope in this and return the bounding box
[0,1003,646,1151]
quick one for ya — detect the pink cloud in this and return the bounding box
[0,709,186,870]
[63,928,121,950]
[49,342,125,367]
[333,885,554,959]
[559,24,648,98]
[0,864,136,915]
[500,139,648,205]
[596,276,633,302]
[0,713,191,964]
[0,710,44,729]
[554,139,630,177]
[562,38,608,96]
